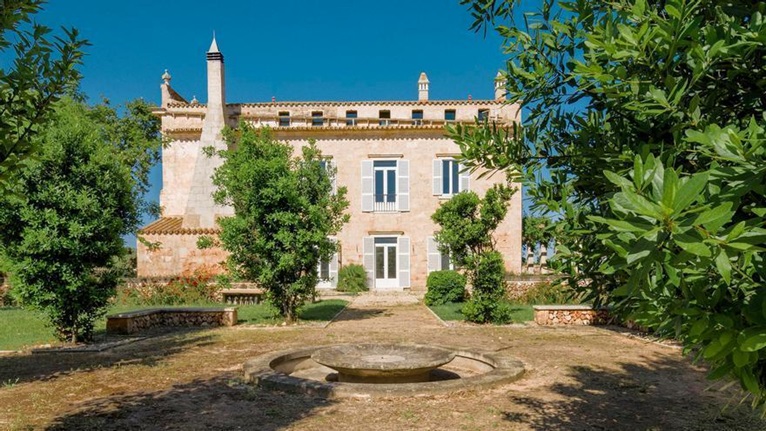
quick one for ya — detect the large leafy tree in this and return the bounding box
[0,98,161,342]
[1,0,86,193]
[212,125,350,322]
[455,0,766,404]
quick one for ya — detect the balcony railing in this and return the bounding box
[373,194,397,212]
[241,115,510,129]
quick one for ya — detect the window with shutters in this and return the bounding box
[362,159,409,213]
[433,158,469,197]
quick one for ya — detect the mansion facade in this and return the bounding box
[136,38,522,290]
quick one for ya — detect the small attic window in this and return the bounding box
[312,111,324,127]
[444,109,456,122]
[346,110,358,126]
[411,110,423,125]
[478,109,489,121]
[379,110,391,126]
[278,111,290,127]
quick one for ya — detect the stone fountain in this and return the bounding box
[311,344,455,383]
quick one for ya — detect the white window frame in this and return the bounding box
[362,159,409,213]
[433,158,470,197]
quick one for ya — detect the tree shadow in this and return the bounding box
[299,300,347,321]
[0,330,216,385]
[501,356,765,430]
[46,375,335,431]
[326,307,387,323]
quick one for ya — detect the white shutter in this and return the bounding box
[427,236,441,273]
[361,160,373,212]
[363,236,374,288]
[398,236,411,288]
[329,160,338,195]
[329,240,339,288]
[433,159,442,196]
[397,160,410,212]
[459,163,471,192]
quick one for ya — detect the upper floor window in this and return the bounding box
[278,111,290,127]
[478,109,489,122]
[379,110,391,126]
[312,111,324,127]
[346,110,358,126]
[411,110,423,126]
[433,158,469,196]
[361,159,410,213]
[444,109,456,122]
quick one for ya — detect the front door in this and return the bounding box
[374,237,397,289]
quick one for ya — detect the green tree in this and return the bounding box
[1,0,86,193]
[456,0,766,403]
[0,98,161,342]
[432,184,513,322]
[212,125,350,322]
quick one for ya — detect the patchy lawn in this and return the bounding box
[429,302,534,323]
[0,299,348,350]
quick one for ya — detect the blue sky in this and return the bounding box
[37,0,512,246]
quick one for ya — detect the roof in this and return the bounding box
[164,99,504,109]
[139,217,220,235]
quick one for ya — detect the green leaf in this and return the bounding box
[604,170,634,190]
[733,349,752,368]
[672,173,708,213]
[673,232,711,257]
[693,202,734,231]
[741,329,766,352]
[714,250,732,285]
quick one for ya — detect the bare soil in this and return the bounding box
[0,295,764,431]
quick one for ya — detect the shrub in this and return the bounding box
[516,281,580,305]
[424,270,466,306]
[462,251,508,323]
[336,264,368,293]
[115,269,220,306]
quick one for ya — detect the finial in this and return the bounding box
[468,94,472,101]
[162,69,171,84]
[271,96,276,103]
[495,71,504,81]
[208,32,220,53]
[418,72,429,83]
[191,95,198,104]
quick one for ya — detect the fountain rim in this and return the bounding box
[243,344,526,399]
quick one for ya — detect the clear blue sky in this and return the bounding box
[38,0,513,247]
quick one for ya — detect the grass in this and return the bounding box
[429,302,533,323]
[0,299,348,350]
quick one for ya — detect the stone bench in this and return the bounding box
[106,307,237,335]
[221,288,264,305]
[533,305,611,326]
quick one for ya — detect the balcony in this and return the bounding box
[373,194,397,212]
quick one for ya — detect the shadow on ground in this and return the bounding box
[46,375,334,431]
[0,330,216,385]
[502,356,764,431]
[328,307,388,323]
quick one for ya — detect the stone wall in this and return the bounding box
[106,307,237,335]
[533,305,611,326]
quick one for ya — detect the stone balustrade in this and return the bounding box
[106,307,237,335]
[533,305,611,326]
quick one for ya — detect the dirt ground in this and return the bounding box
[1,294,764,431]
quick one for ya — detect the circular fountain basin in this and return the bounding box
[311,344,456,383]
[243,344,526,399]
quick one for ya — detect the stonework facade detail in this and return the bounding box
[137,38,523,291]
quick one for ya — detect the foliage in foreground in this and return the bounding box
[424,270,466,306]
[0,0,86,194]
[456,0,766,404]
[336,264,369,293]
[0,98,160,342]
[212,125,350,322]
[432,186,513,323]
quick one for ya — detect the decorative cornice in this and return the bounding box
[140,217,220,235]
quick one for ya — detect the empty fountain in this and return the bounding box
[243,343,525,398]
[311,344,456,383]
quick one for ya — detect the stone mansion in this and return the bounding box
[136,38,522,290]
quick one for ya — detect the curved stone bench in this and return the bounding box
[106,307,237,335]
[533,305,610,326]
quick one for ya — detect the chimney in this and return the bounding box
[494,71,507,101]
[418,72,429,102]
[204,34,226,134]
